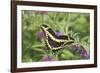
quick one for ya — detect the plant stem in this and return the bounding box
[55,54,58,60]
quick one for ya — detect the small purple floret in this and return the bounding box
[55,32,63,36]
[35,31,45,40]
[41,56,52,61]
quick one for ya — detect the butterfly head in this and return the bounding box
[41,25,49,31]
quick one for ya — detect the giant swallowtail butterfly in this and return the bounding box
[41,25,75,53]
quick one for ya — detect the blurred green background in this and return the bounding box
[22,10,90,62]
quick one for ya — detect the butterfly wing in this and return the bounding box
[41,25,75,53]
[44,35,64,54]
[47,35,64,48]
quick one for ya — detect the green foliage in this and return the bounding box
[22,10,90,62]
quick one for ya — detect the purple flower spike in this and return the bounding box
[41,56,52,61]
[70,44,90,59]
[35,31,45,40]
[80,50,90,59]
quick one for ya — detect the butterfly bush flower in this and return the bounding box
[41,56,53,61]
[55,31,63,36]
[35,31,45,40]
[70,44,90,59]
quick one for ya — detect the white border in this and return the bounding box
[17,5,94,68]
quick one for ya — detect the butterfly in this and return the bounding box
[41,25,75,53]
